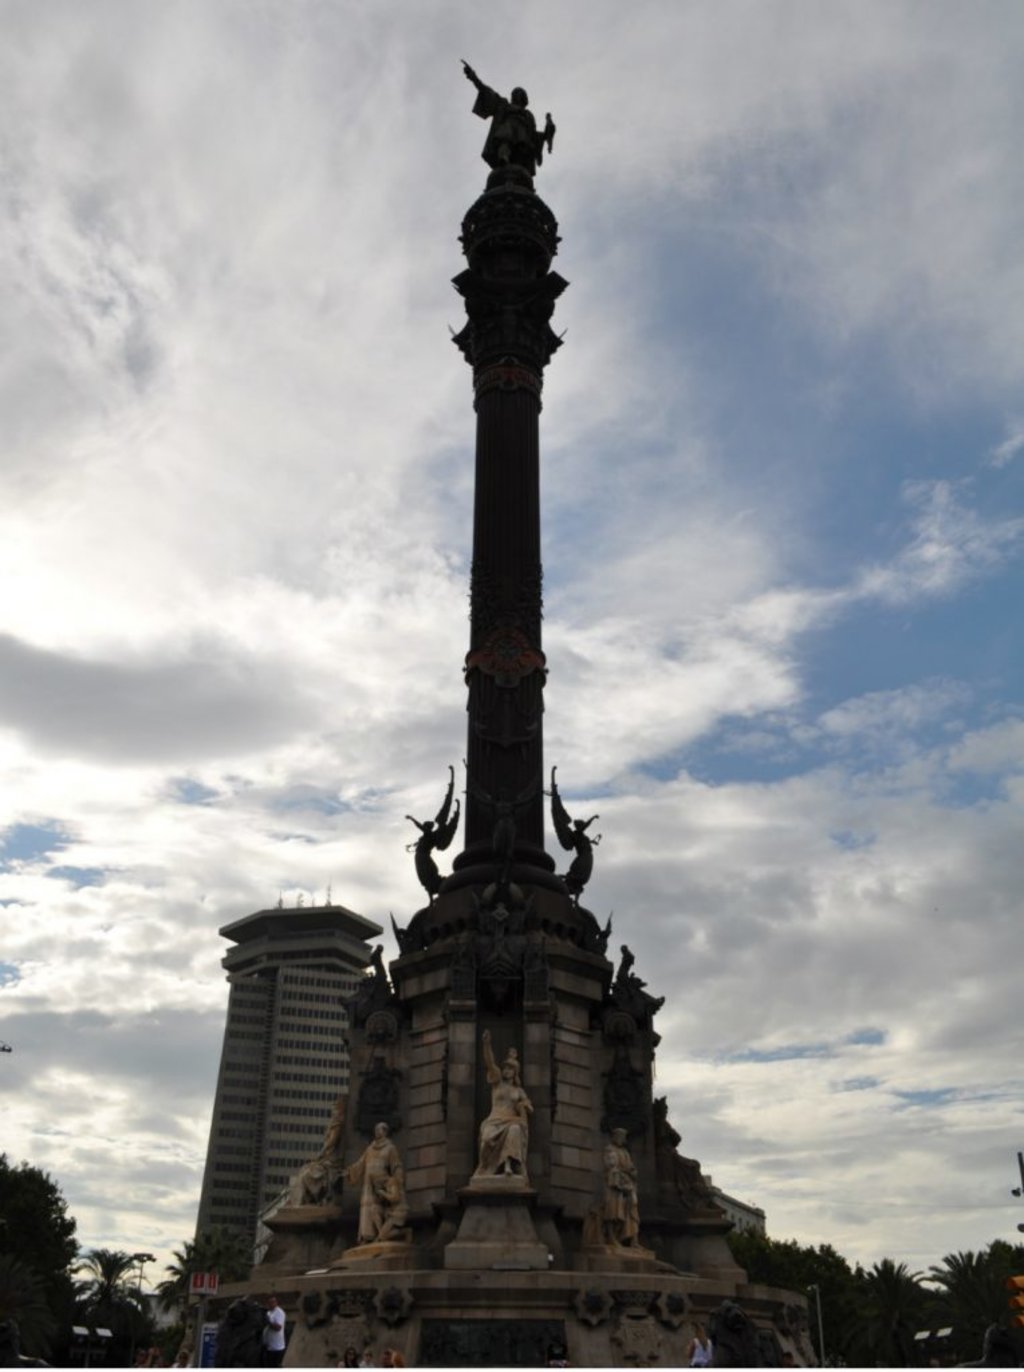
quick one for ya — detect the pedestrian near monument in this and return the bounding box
[262,1294,286,1367]
[688,1322,712,1367]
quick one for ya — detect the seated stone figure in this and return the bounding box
[472,1029,533,1181]
[288,1094,346,1206]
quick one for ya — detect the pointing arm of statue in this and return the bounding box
[462,59,482,90]
[481,1028,500,1084]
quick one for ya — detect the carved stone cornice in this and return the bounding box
[451,267,567,376]
[460,185,561,266]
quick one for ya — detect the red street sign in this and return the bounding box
[189,1272,219,1298]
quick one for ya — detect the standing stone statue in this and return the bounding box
[345,1121,409,1245]
[472,1029,533,1181]
[591,1127,642,1248]
[462,61,555,177]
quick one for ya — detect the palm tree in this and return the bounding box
[75,1247,139,1311]
[74,1248,150,1365]
[859,1258,928,1367]
[156,1228,251,1315]
[927,1244,1024,1364]
[197,1226,252,1283]
[156,1240,198,1316]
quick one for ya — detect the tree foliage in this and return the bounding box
[156,1227,252,1314]
[0,1154,77,1281]
[925,1241,1024,1363]
[74,1247,153,1365]
[728,1228,1024,1367]
[0,1154,78,1359]
[0,1255,57,1356]
[858,1257,927,1367]
[728,1229,865,1364]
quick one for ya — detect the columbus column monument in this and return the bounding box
[223,67,814,1369]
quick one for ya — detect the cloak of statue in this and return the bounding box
[474,87,540,169]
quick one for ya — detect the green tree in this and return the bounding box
[0,1154,77,1280]
[156,1228,251,1314]
[926,1241,1024,1364]
[0,1255,57,1357]
[728,1229,864,1364]
[0,1154,78,1359]
[857,1257,928,1367]
[74,1248,152,1365]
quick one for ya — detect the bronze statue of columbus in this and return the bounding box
[462,61,555,177]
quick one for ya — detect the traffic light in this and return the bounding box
[1007,1275,1024,1329]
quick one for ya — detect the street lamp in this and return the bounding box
[807,1283,826,1366]
[132,1251,156,1303]
[130,1252,156,1364]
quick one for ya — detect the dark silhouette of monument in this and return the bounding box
[221,66,814,1369]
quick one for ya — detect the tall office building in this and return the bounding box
[195,903,381,1245]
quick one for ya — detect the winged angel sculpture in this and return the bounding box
[406,766,461,902]
[549,766,601,900]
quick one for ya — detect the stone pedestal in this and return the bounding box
[444,1186,550,1271]
[573,1242,666,1274]
[331,1238,416,1272]
[216,1266,817,1368]
[258,1204,344,1275]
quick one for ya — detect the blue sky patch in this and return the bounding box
[0,822,69,866]
[727,1041,833,1063]
[167,778,220,805]
[844,1027,887,1046]
[829,829,876,851]
[0,962,21,988]
[892,1087,956,1109]
[47,865,108,888]
[271,788,352,816]
[833,1076,881,1093]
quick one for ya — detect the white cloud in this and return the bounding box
[856,480,1024,605]
[818,680,969,745]
[989,423,1024,469]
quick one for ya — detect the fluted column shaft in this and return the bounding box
[448,172,567,883]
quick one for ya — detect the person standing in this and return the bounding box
[262,1294,286,1368]
[688,1322,712,1367]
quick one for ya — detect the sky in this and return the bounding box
[2,0,1023,1294]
